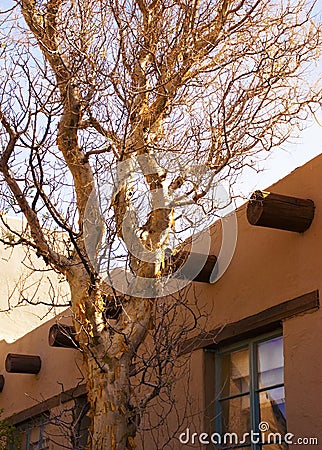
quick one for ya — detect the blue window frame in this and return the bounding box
[15,415,49,450]
[215,331,287,449]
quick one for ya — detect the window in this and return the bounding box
[215,332,287,449]
[18,416,50,450]
[14,396,90,450]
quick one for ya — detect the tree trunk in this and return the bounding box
[86,355,136,450]
[68,274,150,449]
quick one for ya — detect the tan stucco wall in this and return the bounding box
[0,310,85,419]
[0,216,70,342]
[138,349,205,450]
[283,313,322,449]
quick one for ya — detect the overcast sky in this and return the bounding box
[234,109,322,203]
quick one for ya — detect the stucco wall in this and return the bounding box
[0,216,70,342]
[0,310,85,420]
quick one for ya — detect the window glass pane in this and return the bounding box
[220,395,251,436]
[258,337,284,389]
[259,387,287,436]
[220,348,249,398]
[216,333,286,450]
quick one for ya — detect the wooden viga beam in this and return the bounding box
[246,190,315,233]
[5,354,41,374]
[48,324,79,348]
[49,303,122,348]
[0,375,4,392]
[167,250,218,283]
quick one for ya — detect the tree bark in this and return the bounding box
[86,356,136,450]
[67,271,151,449]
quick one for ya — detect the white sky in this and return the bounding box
[233,114,322,202]
[235,1,322,199]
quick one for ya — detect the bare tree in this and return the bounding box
[0,0,321,448]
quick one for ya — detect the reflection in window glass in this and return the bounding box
[221,348,250,397]
[220,395,251,436]
[259,387,286,437]
[216,333,287,450]
[259,387,286,423]
[258,337,284,389]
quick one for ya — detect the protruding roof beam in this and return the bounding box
[5,354,41,374]
[48,324,79,348]
[167,251,217,283]
[247,190,315,232]
[0,375,4,392]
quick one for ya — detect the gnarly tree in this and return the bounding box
[0,0,321,448]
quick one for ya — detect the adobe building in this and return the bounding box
[1,154,322,449]
[0,216,69,343]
